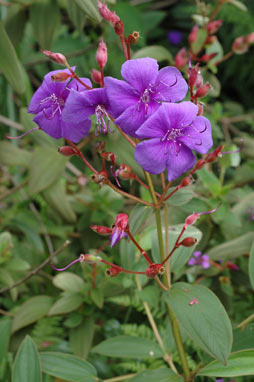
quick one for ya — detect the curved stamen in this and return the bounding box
[6,127,40,140]
[50,257,81,271]
[220,139,244,156]
[199,203,221,216]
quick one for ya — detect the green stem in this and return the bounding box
[167,304,191,381]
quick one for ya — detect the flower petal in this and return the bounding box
[134,138,168,174]
[188,258,196,266]
[135,104,168,139]
[180,116,213,154]
[155,66,188,102]
[166,143,195,181]
[63,90,97,124]
[104,77,138,117]
[193,251,202,258]
[33,112,63,140]
[62,119,92,143]
[121,57,159,93]
[28,81,51,114]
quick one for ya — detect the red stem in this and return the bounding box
[100,259,145,275]
[120,35,129,60]
[161,226,186,265]
[100,67,104,87]
[126,230,153,265]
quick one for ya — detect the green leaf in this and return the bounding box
[0,142,32,167]
[66,0,86,32]
[219,144,241,169]
[4,5,27,47]
[28,147,67,196]
[166,187,194,206]
[90,288,104,309]
[129,368,183,382]
[0,269,18,301]
[202,69,221,98]
[227,0,248,11]
[164,282,232,363]
[48,293,83,315]
[191,28,207,54]
[92,335,163,359]
[198,350,254,377]
[43,179,76,223]
[0,232,13,257]
[73,0,101,23]
[129,205,152,235]
[70,318,95,359]
[40,352,97,381]
[249,240,254,290]
[12,295,53,333]
[0,22,25,94]
[207,232,254,260]
[232,324,254,352]
[12,336,42,382]
[0,318,12,364]
[198,169,221,195]
[132,46,173,63]
[53,272,85,292]
[30,0,60,49]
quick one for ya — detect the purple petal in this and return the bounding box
[165,101,198,129]
[110,228,122,247]
[179,116,213,154]
[166,144,195,181]
[63,90,96,124]
[134,138,168,174]
[201,255,210,269]
[121,57,159,93]
[33,112,63,139]
[135,104,169,139]
[115,102,160,137]
[188,258,197,266]
[62,119,92,143]
[104,77,138,117]
[193,251,202,258]
[155,66,188,102]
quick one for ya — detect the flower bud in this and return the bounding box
[96,40,107,69]
[179,237,197,247]
[246,32,254,44]
[114,20,124,36]
[200,52,217,62]
[97,0,120,25]
[100,151,115,162]
[205,35,217,45]
[195,82,211,98]
[128,31,140,44]
[117,164,136,180]
[188,64,199,88]
[41,50,68,66]
[90,225,112,235]
[205,145,223,162]
[105,267,122,277]
[58,146,77,156]
[197,102,204,116]
[91,69,102,84]
[184,213,199,228]
[80,254,102,264]
[51,72,72,82]
[145,264,165,279]
[91,170,108,184]
[114,213,128,230]
[188,25,199,44]
[175,47,188,69]
[180,176,193,188]
[207,20,223,35]
[194,158,206,170]
[225,261,239,271]
[232,36,249,54]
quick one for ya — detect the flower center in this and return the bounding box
[161,128,184,156]
[95,105,112,136]
[40,93,64,120]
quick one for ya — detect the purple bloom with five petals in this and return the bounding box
[188,251,210,269]
[134,101,213,181]
[105,57,188,137]
[62,87,113,136]
[28,68,92,143]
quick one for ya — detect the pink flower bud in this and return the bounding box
[246,32,254,44]
[175,47,188,69]
[195,82,211,98]
[180,176,193,188]
[128,31,140,44]
[114,20,124,36]
[114,213,128,230]
[145,264,165,279]
[90,225,112,235]
[117,164,136,180]
[205,145,223,162]
[91,69,102,84]
[194,158,206,170]
[232,36,249,54]
[96,40,107,69]
[51,72,72,82]
[188,25,199,44]
[207,20,223,35]
[97,0,120,25]
[179,237,198,247]
[41,50,68,66]
[58,146,78,156]
[184,213,199,228]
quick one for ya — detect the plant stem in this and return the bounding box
[104,374,136,382]
[167,304,191,381]
[237,313,254,329]
[161,174,171,286]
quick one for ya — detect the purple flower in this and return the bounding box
[188,251,210,269]
[105,57,188,137]
[168,30,183,46]
[134,101,213,181]
[28,68,92,143]
[62,87,113,136]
